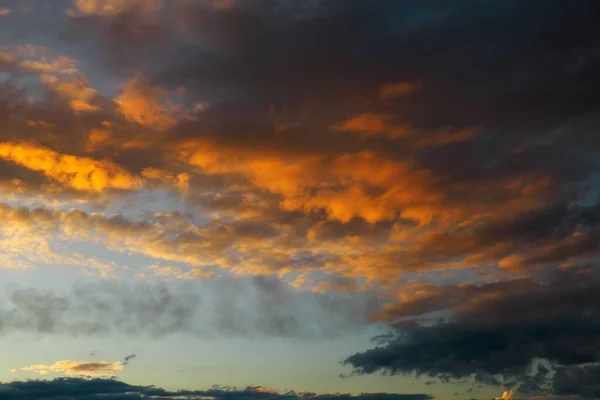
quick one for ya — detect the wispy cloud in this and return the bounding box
[13,360,124,377]
[0,277,380,338]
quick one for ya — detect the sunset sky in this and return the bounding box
[1,1,600,400]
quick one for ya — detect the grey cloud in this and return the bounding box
[0,276,380,338]
[342,266,600,397]
[0,377,433,400]
[553,364,600,399]
[122,354,136,366]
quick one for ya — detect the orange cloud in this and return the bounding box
[141,167,190,190]
[15,360,124,377]
[333,113,412,139]
[180,139,438,224]
[0,142,142,192]
[333,113,478,145]
[85,127,154,152]
[68,0,164,17]
[379,81,421,99]
[114,74,179,130]
[40,74,100,112]
[21,56,79,75]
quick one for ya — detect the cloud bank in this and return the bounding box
[0,378,433,400]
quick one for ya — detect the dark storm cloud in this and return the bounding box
[149,0,600,131]
[553,364,600,399]
[342,266,600,394]
[0,276,380,338]
[0,377,433,400]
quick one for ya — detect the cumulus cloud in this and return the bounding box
[0,142,142,192]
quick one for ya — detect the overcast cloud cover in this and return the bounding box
[1,1,600,399]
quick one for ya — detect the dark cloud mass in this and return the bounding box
[0,378,433,400]
[344,266,600,395]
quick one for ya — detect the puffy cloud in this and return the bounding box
[179,141,438,224]
[495,391,515,400]
[0,142,142,192]
[114,74,181,130]
[39,73,101,112]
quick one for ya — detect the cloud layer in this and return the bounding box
[1,0,600,399]
[0,378,433,400]
[0,277,380,338]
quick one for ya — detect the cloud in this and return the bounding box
[0,7,10,16]
[121,354,136,366]
[553,364,600,399]
[67,0,164,17]
[0,276,380,338]
[114,74,181,130]
[342,266,600,395]
[1,4,600,399]
[495,391,515,400]
[0,377,433,400]
[0,142,142,192]
[14,360,124,377]
[379,82,421,100]
[0,0,598,283]
[21,57,79,75]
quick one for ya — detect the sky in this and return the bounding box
[0,0,600,399]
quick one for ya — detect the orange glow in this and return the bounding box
[115,74,178,130]
[0,142,142,192]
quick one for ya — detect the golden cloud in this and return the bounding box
[179,139,438,224]
[114,74,179,130]
[68,0,164,17]
[0,142,142,192]
[15,360,124,377]
[21,56,79,75]
[333,113,479,145]
[40,73,100,112]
